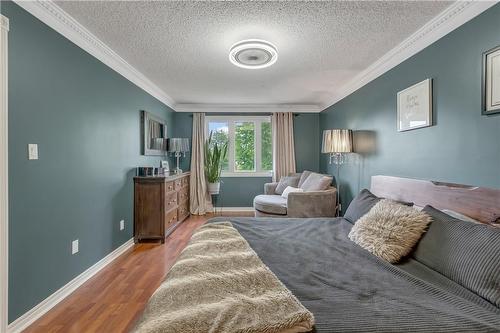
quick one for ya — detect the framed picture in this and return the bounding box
[397,78,432,132]
[482,45,500,115]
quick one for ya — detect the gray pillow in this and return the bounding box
[275,176,300,195]
[344,189,413,224]
[414,206,500,307]
[343,189,380,224]
[299,172,332,192]
[298,170,313,188]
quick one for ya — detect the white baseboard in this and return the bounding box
[7,238,135,333]
[214,207,254,212]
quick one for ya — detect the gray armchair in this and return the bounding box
[254,173,337,218]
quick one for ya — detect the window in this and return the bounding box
[206,116,272,176]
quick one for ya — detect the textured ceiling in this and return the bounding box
[56,1,452,107]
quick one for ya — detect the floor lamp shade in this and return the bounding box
[322,130,334,153]
[331,129,353,153]
[322,129,353,153]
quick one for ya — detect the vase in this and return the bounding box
[207,182,220,195]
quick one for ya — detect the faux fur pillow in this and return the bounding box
[348,200,431,263]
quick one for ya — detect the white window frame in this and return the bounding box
[205,115,272,177]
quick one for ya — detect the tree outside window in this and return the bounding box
[206,116,272,176]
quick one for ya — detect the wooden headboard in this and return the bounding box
[371,175,500,225]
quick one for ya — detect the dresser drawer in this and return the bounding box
[181,176,189,187]
[165,209,178,233]
[174,179,183,191]
[165,181,175,193]
[178,186,189,203]
[165,191,177,210]
[177,201,189,221]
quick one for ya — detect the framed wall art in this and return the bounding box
[482,45,500,115]
[397,78,433,132]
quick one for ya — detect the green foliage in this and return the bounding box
[261,122,272,171]
[204,131,228,183]
[235,122,255,171]
[212,130,229,170]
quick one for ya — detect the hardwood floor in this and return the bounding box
[22,212,253,333]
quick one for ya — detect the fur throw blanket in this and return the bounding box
[133,222,315,333]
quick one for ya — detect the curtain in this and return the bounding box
[189,113,212,215]
[272,112,296,182]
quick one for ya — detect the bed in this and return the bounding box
[136,176,500,332]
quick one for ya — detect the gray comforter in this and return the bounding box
[208,217,500,332]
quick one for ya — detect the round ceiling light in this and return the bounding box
[229,39,278,69]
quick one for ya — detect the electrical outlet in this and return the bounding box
[28,144,38,160]
[119,220,125,231]
[72,239,79,254]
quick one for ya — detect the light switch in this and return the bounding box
[72,239,79,255]
[28,144,38,160]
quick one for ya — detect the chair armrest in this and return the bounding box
[264,182,279,195]
[287,189,337,218]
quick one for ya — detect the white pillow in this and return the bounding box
[281,186,304,199]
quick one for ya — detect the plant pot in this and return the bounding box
[207,182,220,195]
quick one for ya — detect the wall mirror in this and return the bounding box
[141,110,167,156]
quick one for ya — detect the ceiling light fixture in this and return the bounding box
[229,39,278,69]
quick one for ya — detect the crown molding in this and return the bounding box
[321,1,498,110]
[13,0,176,109]
[174,103,322,113]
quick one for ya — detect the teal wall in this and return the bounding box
[320,4,500,212]
[2,2,174,322]
[173,112,320,206]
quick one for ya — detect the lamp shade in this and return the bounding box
[331,129,353,153]
[168,138,190,153]
[181,138,190,152]
[321,130,333,153]
[322,129,353,153]
[167,138,183,152]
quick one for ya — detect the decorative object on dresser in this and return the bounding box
[134,172,190,243]
[168,138,190,174]
[322,129,353,215]
[397,78,433,131]
[482,45,500,114]
[141,110,168,156]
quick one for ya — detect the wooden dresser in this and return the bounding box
[134,172,190,243]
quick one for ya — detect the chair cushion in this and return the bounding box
[300,172,332,192]
[281,186,304,199]
[253,195,287,215]
[298,171,313,188]
[275,176,300,195]
[413,206,500,307]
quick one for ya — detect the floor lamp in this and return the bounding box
[322,129,353,216]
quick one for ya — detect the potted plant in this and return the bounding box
[204,131,228,195]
